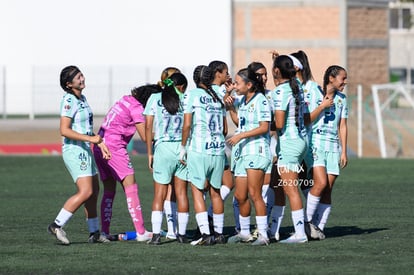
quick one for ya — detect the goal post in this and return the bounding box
[371,83,414,158]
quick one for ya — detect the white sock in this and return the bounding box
[195,212,210,235]
[306,193,320,222]
[213,213,224,234]
[292,209,306,237]
[239,215,251,236]
[151,211,163,234]
[220,185,231,201]
[270,205,285,235]
[86,217,99,233]
[255,215,268,238]
[164,200,176,234]
[54,208,73,227]
[315,203,331,230]
[177,212,189,236]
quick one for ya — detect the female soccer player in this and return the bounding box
[181,65,227,245]
[207,61,234,229]
[157,67,182,240]
[144,72,190,245]
[94,84,160,242]
[305,65,348,239]
[226,66,272,246]
[272,55,310,244]
[48,65,111,245]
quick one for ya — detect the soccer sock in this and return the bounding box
[306,193,320,222]
[124,183,145,235]
[177,212,189,236]
[195,212,210,235]
[54,208,73,227]
[164,200,177,234]
[220,185,231,201]
[86,217,99,233]
[232,197,241,231]
[270,205,285,235]
[315,203,331,230]
[292,209,306,237]
[255,215,268,238]
[239,215,251,236]
[213,213,224,234]
[151,210,163,234]
[100,190,115,235]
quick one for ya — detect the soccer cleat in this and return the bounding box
[136,230,153,242]
[309,223,326,240]
[274,232,280,241]
[190,234,215,246]
[192,227,202,242]
[227,233,254,244]
[165,232,177,240]
[251,233,270,246]
[214,232,226,244]
[176,234,190,244]
[279,233,308,244]
[251,228,259,240]
[88,231,110,243]
[147,233,161,245]
[48,223,70,245]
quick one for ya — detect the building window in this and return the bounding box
[390,7,412,29]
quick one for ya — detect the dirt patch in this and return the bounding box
[0,130,61,144]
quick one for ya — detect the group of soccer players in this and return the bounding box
[48,50,348,246]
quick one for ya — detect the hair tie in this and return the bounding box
[288,55,303,70]
[163,78,174,87]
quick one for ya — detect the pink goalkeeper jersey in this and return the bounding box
[98,95,145,148]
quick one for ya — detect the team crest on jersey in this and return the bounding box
[248,104,255,112]
[337,99,343,108]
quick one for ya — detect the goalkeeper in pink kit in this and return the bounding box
[93,84,161,241]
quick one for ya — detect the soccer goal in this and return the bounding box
[371,83,414,158]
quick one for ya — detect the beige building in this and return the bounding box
[232,0,390,95]
[232,0,395,157]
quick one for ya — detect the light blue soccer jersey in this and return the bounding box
[308,89,348,152]
[183,87,226,155]
[144,92,184,146]
[264,89,274,114]
[212,84,226,101]
[302,80,322,135]
[60,93,94,149]
[236,92,271,158]
[272,82,307,140]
